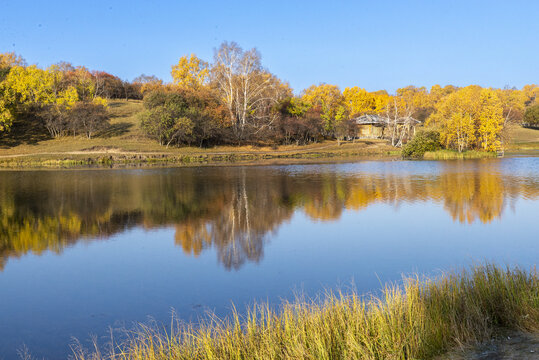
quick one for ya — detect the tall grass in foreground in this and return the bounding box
[73,265,539,360]
[423,150,497,160]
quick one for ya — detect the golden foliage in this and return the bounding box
[171,54,209,88]
[302,84,346,132]
[428,86,504,152]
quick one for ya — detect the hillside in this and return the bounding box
[506,124,539,150]
[1,100,537,168]
[0,100,396,167]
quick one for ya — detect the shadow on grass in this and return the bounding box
[98,122,134,138]
[0,116,50,148]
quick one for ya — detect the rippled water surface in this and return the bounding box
[1,158,539,359]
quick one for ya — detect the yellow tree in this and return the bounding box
[171,54,209,88]
[495,88,526,125]
[443,113,476,152]
[427,85,482,152]
[343,87,376,116]
[371,90,390,113]
[302,84,345,133]
[429,84,458,104]
[0,52,26,75]
[395,85,430,120]
[0,65,80,134]
[0,99,10,132]
[521,84,539,106]
[477,89,504,151]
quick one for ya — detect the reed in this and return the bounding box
[423,150,497,160]
[73,264,539,360]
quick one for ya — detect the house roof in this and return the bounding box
[355,114,386,125]
[354,114,420,125]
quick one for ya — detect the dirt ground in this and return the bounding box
[438,332,539,360]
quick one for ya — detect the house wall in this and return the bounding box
[357,125,384,139]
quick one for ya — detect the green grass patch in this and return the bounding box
[73,264,539,360]
[423,149,497,160]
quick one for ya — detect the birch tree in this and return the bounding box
[211,41,289,142]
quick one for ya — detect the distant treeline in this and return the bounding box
[1,44,539,149]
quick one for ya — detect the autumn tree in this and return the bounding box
[0,65,78,134]
[382,87,428,147]
[523,104,539,128]
[211,41,290,142]
[0,52,26,81]
[477,89,504,151]
[428,86,504,152]
[133,74,163,95]
[171,54,209,88]
[301,83,345,135]
[343,87,387,116]
[495,87,527,125]
[522,84,539,106]
[429,85,458,105]
[140,88,226,147]
[274,98,323,144]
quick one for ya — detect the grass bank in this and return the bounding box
[423,149,497,160]
[73,264,538,360]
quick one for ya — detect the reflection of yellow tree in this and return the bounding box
[438,163,504,223]
[303,174,346,221]
[175,220,211,257]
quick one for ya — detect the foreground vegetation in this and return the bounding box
[72,264,538,360]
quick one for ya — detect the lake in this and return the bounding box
[1,157,539,359]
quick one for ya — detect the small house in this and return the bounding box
[354,114,420,140]
[354,114,387,139]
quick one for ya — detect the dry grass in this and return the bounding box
[72,264,539,360]
[505,125,539,150]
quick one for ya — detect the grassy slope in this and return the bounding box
[0,100,395,165]
[506,124,539,150]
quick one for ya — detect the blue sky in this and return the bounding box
[1,0,538,93]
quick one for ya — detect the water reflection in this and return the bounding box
[1,160,538,270]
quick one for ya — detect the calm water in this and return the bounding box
[1,158,539,359]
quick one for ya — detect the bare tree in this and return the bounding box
[211,41,290,142]
[384,96,416,147]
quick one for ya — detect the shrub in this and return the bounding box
[402,130,442,158]
[140,89,227,147]
[523,104,539,128]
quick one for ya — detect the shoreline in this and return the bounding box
[0,145,401,169]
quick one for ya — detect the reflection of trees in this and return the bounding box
[438,163,505,223]
[174,169,293,269]
[1,162,539,270]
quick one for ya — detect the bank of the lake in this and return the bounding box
[0,142,400,168]
[73,265,538,360]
